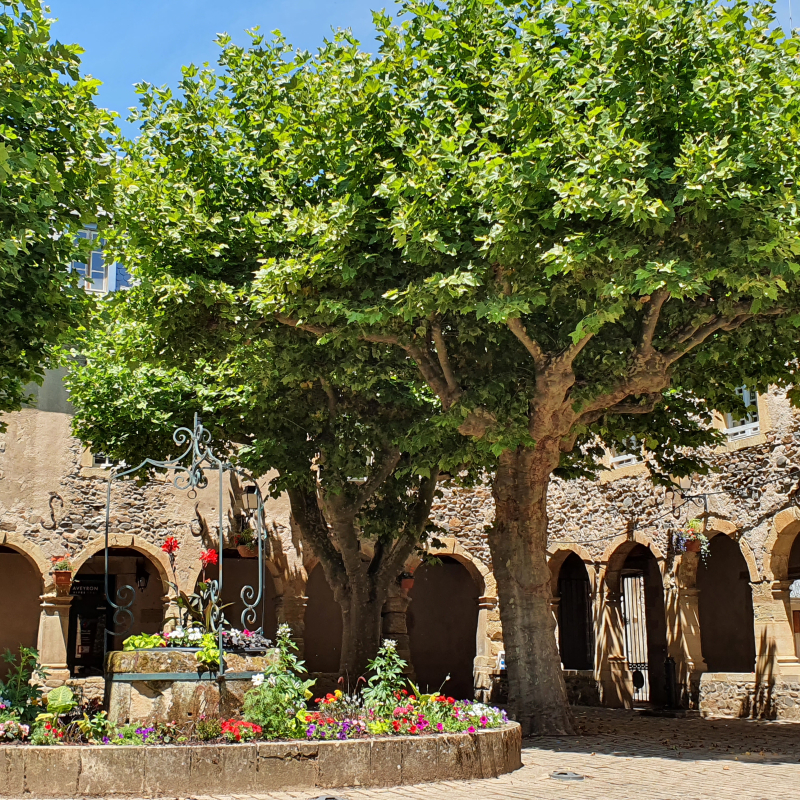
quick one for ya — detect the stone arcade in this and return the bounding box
[2,375,800,720]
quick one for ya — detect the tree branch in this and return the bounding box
[354,446,402,512]
[287,486,347,585]
[638,289,670,352]
[431,320,460,398]
[507,317,547,371]
[320,378,337,421]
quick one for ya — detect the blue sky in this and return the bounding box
[47,0,796,136]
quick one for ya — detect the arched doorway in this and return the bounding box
[619,544,668,705]
[408,556,479,699]
[0,545,42,679]
[197,551,278,640]
[697,535,756,672]
[557,552,593,670]
[303,563,342,675]
[69,547,165,677]
[787,533,800,658]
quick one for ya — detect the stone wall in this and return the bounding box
[699,672,800,721]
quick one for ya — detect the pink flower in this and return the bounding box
[480,715,488,727]
[468,726,476,734]
[436,723,443,732]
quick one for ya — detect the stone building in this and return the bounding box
[2,236,800,718]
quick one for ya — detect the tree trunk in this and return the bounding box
[488,444,574,736]
[337,583,387,682]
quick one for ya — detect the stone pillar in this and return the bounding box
[37,592,72,687]
[382,585,415,680]
[664,572,707,708]
[752,580,800,677]
[473,595,497,702]
[596,588,631,708]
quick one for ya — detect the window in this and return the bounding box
[91,452,116,469]
[609,436,642,468]
[71,229,109,293]
[723,386,760,441]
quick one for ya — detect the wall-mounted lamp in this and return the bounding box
[135,560,150,592]
[243,485,259,511]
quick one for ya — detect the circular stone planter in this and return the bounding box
[106,648,277,726]
[0,724,521,798]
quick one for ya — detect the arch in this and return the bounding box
[764,507,800,582]
[405,538,492,598]
[408,555,480,698]
[0,541,44,679]
[676,521,760,588]
[696,533,756,672]
[555,552,594,671]
[601,532,667,596]
[71,534,173,592]
[548,545,597,596]
[0,531,51,590]
[69,542,169,676]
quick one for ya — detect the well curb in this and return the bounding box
[0,723,521,797]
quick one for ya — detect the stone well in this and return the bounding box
[106,648,277,725]
[0,723,522,797]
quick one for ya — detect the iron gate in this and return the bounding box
[621,571,650,702]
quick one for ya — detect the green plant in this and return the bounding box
[36,685,77,728]
[243,624,315,739]
[171,581,232,632]
[362,640,406,716]
[76,711,115,743]
[195,633,220,671]
[123,633,166,650]
[51,559,72,572]
[195,716,222,740]
[0,646,47,723]
[235,527,255,547]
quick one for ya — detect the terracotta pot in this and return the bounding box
[400,577,414,591]
[237,544,258,559]
[53,570,73,587]
[684,538,701,553]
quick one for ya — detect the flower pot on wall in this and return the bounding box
[400,576,414,591]
[237,545,258,559]
[53,570,73,590]
[684,539,702,553]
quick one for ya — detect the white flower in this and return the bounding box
[277,623,292,637]
[251,673,265,687]
[267,675,277,686]
[168,629,184,639]
[382,638,397,650]
[188,629,202,641]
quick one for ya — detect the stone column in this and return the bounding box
[752,580,800,677]
[473,595,497,702]
[37,592,72,688]
[382,585,415,680]
[664,575,707,707]
[596,588,632,708]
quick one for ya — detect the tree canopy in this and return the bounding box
[0,0,114,424]
[68,0,800,733]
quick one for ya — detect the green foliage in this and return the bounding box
[123,633,166,650]
[75,711,114,743]
[195,633,221,670]
[195,716,222,740]
[0,0,114,425]
[243,624,315,739]
[362,640,407,716]
[0,647,46,723]
[35,686,77,726]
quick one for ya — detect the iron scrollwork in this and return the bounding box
[103,414,268,675]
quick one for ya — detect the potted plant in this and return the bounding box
[234,528,258,558]
[50,555,73,590]
[399,571,415,591]
[675,519,710,561]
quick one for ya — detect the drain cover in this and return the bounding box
[550,770,584,781]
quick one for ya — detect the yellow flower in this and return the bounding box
[334,689,343,699]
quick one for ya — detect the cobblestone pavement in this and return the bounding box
[184,708,800,800]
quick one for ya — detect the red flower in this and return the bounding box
[161,536,180,555]
[200,549,218,568]
[409,725,417,735]
[392,720,400,731]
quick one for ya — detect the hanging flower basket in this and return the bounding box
[237,544,258,559]
[234,528,258,558]
[674,519,710,561]
[399,572,414,591]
